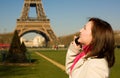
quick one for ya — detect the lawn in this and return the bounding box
[36,49,67,65]
[110,48,120,78]
[0,48,120,78]
[0,49,68,78]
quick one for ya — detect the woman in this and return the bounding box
[65,17,115,78]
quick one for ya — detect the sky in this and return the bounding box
[0,0,120,38]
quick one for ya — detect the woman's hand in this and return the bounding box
[72,36,82,50]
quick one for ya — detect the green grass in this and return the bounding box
[110,48,120,78]
[0,49,68,78]
[0,48,120,78]
[37,49,67,65]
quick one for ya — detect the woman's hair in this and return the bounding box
[86,17,115,68]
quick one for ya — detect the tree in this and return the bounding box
[21,41,27,53]
[6,30,27,63]
[20,41,28,61]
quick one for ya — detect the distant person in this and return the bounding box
[65,17,115,78]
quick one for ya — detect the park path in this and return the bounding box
[35,52,65,71]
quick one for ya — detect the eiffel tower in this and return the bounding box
[15,0,57,42]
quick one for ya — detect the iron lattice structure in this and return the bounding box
[15,0,57,42]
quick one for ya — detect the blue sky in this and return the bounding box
[0,0,120,37]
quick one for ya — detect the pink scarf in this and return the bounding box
[70,45,92,73]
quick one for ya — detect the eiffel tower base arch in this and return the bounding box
[15,20,57,47]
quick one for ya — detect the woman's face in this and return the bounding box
[78,21,93,45]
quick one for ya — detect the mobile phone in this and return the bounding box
[75,37,82,47]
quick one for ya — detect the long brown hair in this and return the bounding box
[86,17,115,68]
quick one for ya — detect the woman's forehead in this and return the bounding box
[86,21,93,29]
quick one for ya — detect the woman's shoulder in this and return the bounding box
[78,58,109,78]
[86,57,109,69]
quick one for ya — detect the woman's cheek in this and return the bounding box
[78,37,83,43]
